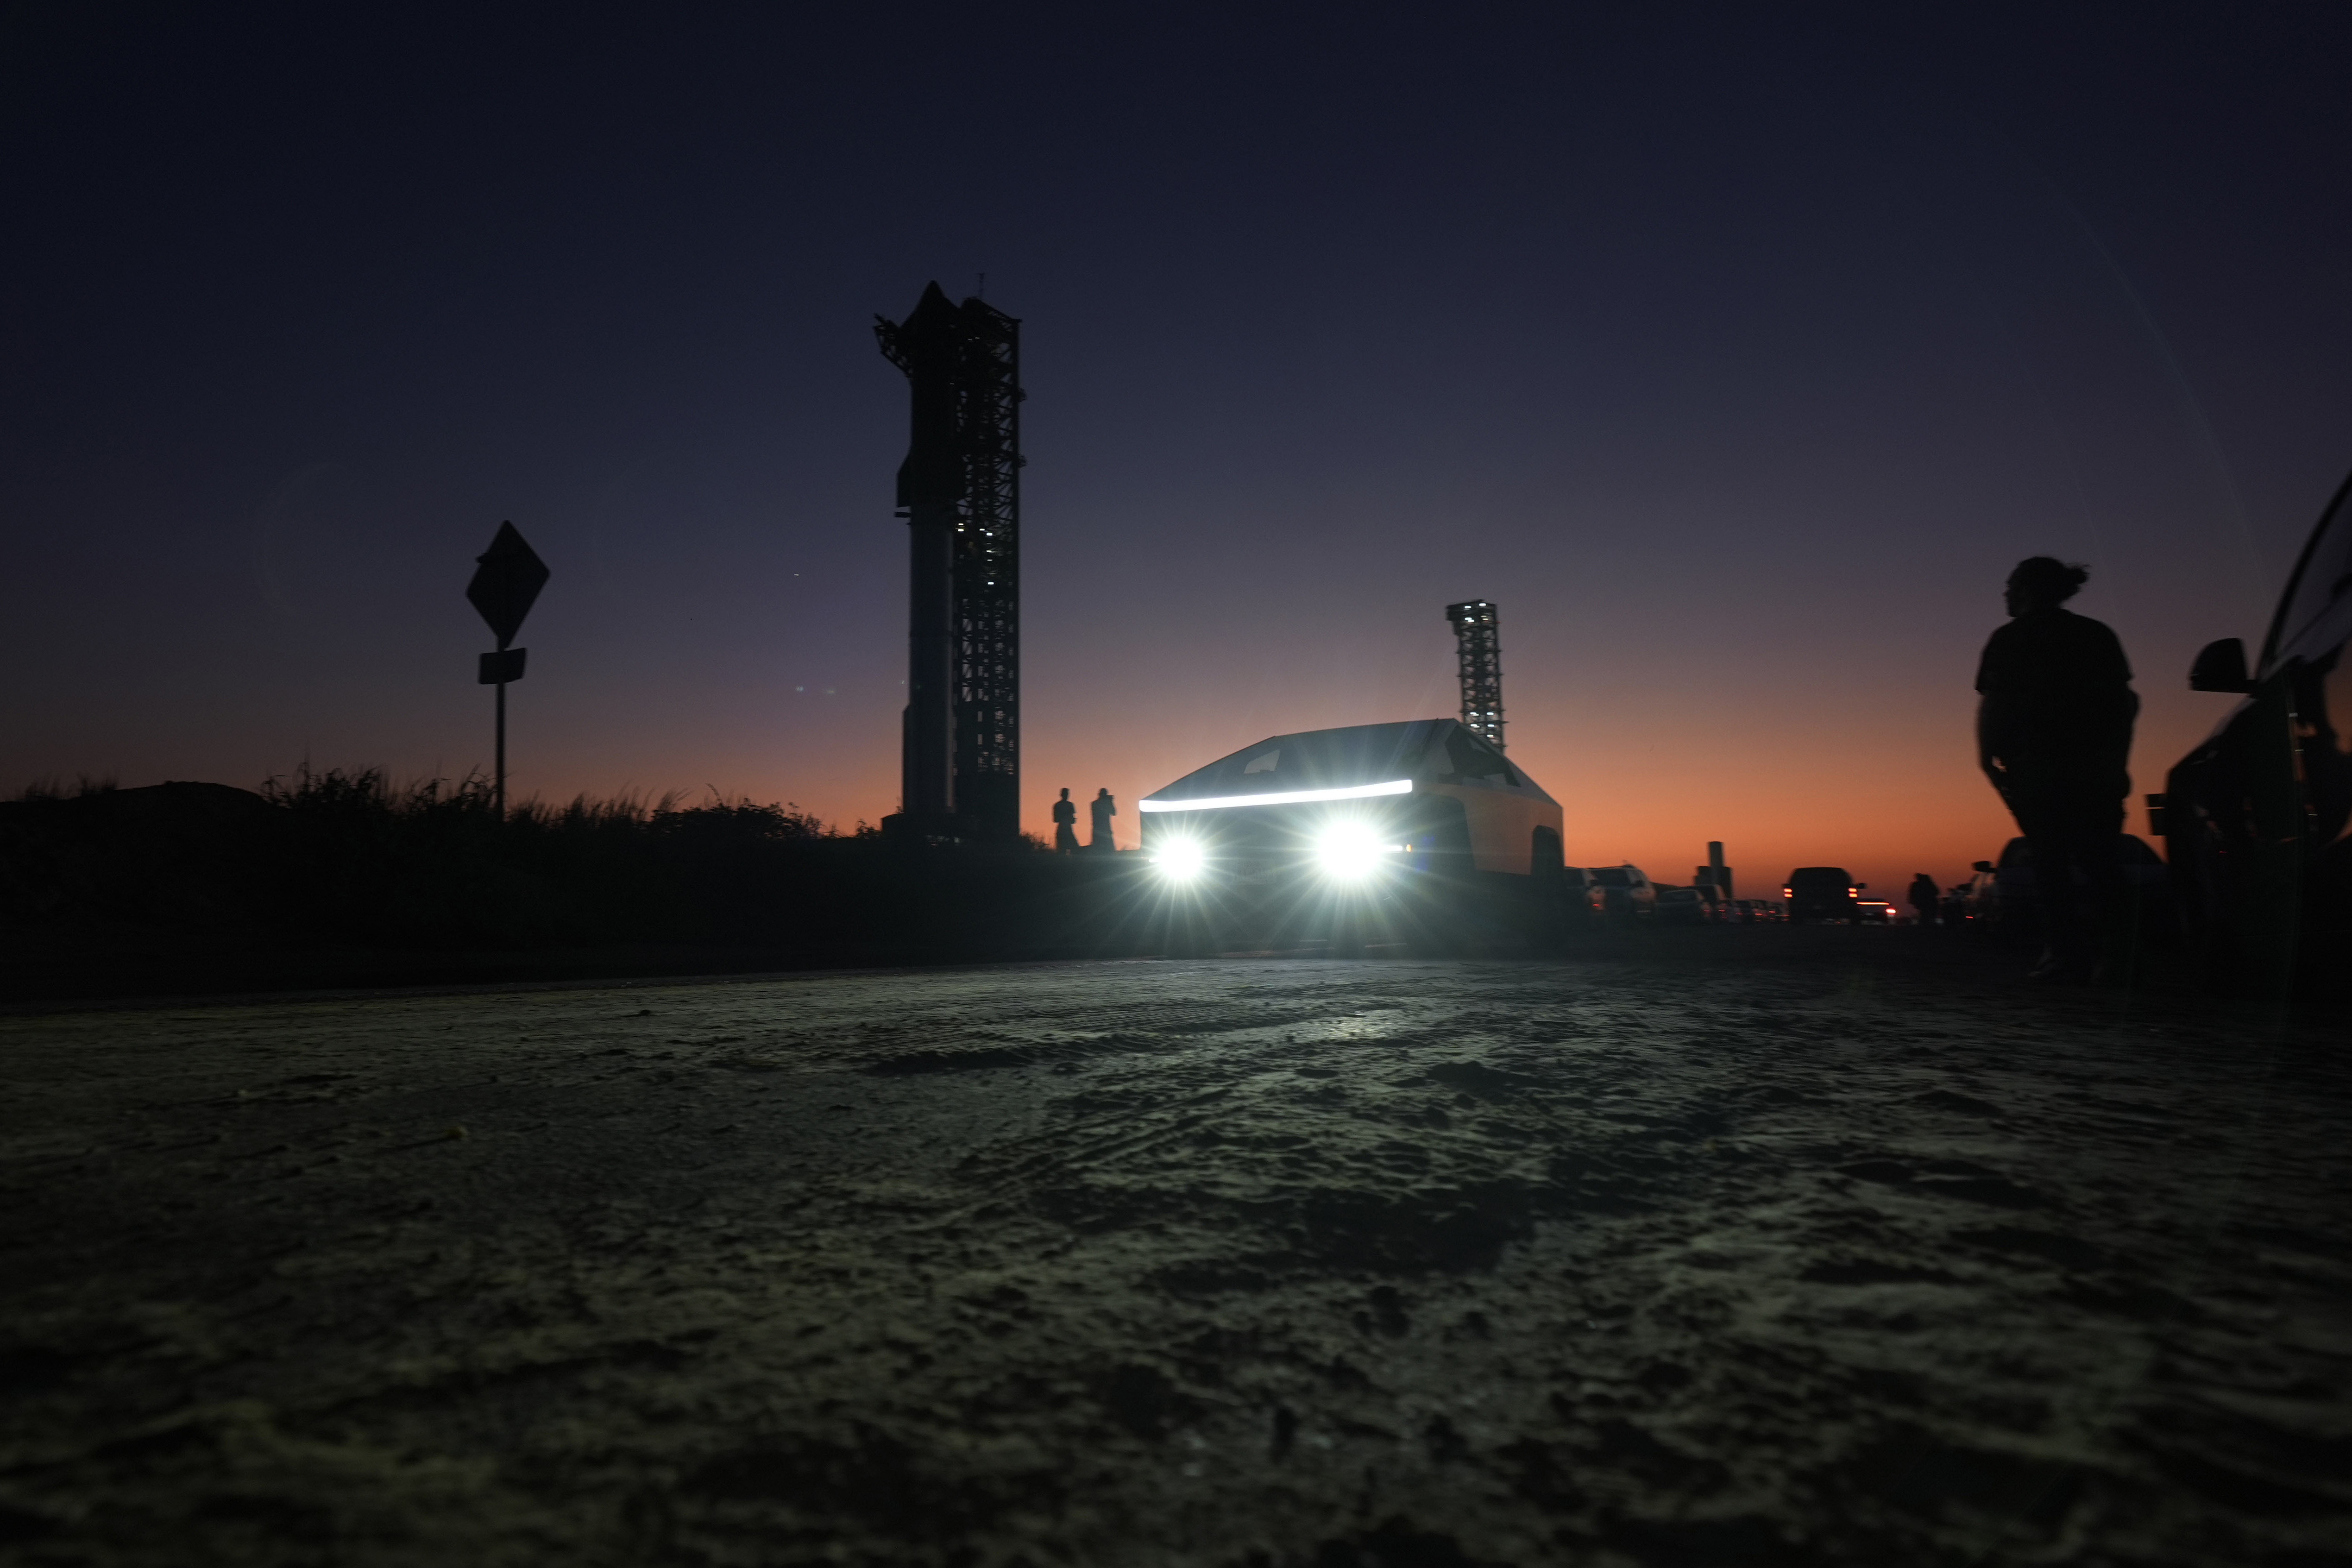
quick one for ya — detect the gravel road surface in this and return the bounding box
[4,933,2348,1566]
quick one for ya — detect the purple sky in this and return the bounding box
[4,3,2348,895]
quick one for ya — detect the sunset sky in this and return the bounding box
[5,4,2348,900]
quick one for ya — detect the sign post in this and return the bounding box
[465,522,549,817]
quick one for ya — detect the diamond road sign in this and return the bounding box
[466,522,549,650]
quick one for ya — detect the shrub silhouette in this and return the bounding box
[254,768,863,948]
[3,769,1118,971]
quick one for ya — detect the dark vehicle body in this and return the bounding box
[1974,835,2170,943]
[1141,719,1565,955]
[1783,867,1861,923]
[2159,467,2352,992]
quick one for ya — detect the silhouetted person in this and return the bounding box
[1051,788,1080,854]
[1089,787,1116,852]
[1976,557,2137,981]
[1908,873,1940,927]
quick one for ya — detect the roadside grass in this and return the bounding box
[252,767,902,948]
[3,768,1059,955]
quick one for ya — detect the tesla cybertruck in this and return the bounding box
[1139,718,1566,956]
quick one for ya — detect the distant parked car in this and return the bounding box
[1586,864,1658,920]
[2158,464,2352,994]
[1654,885,1709,925]
[1952,860,1998,927]
[1560,866,1603,921]
[1855,900,1896,925]
[1942,866,1987,928]
[1734,899,1782,923]
[1783,867,1863,923]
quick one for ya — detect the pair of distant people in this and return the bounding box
[1052,787,1115,854]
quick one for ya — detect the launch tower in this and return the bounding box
[1445,599,1505,751]
[876,283,1024,840]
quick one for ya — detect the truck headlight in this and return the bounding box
[1154,838,1207,882]
[1315,822,1394,882]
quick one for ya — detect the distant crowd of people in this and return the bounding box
[1905,868,1996,930]
[1050,786,1116,853]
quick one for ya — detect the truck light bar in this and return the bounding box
[1138,780,1414,813]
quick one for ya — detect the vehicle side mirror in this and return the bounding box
[2188,637,2256,693]
[1972,861,1993,874]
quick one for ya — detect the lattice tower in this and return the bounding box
[1445,599,1505,750]
[874,287,1023,838]
[950,300,1021,825]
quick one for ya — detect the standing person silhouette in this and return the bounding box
[1089,787,1116,852]
[1975,557,2138,982]
[1051,788,1080,854]
[1907,872,1940,927]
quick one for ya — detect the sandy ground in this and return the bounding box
[2,931,2348,1567]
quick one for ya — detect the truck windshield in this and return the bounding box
[2270,473,2352,663]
